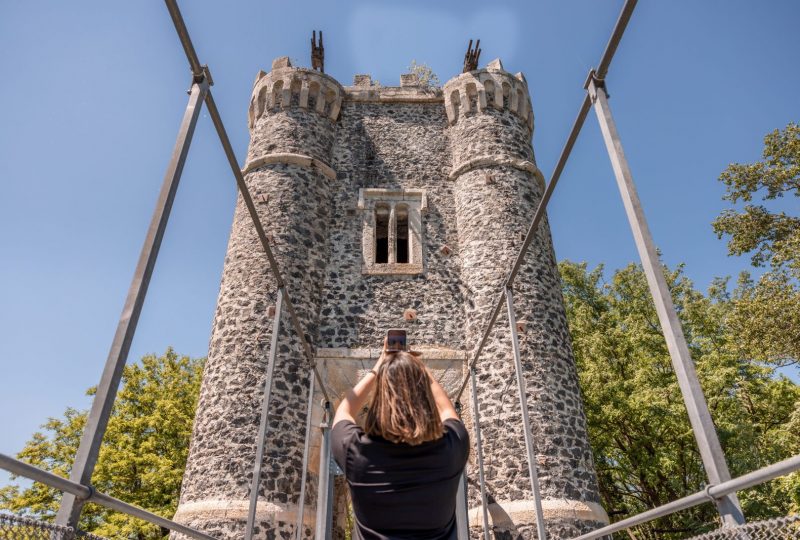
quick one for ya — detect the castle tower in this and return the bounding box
[173,57,343,538]
[175,55,608,539]
[444,59,608,537]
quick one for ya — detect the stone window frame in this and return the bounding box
[358,188,427,275]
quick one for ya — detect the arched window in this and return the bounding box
[270,80,284,109]
[375,204,390,264]
[396,204,409,264]
[465,82,478,112]
[308,81,321,110]
[483,79,496,109]
[450,90,461,119]
[502,82,511,109]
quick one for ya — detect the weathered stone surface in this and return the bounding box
[174,60,606,540]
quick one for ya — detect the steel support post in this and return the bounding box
[55,79,209,528]
[454,402,470,540]
[456,470,470,540]
[245,288,285,540]
[294,373,316,540]
[468,368,492,540]
[315,403,334,540]
[587,75,745,526]
[505,287,548,540]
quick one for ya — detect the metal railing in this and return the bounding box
[1,1,798,540]
[0,513,107,540]
[0,455,214,540]
[571,455,800,540]
[684,515,800,540]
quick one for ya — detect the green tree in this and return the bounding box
[407,60,440,89]
[712,122,799,276]
[560,261,799,537]
[712,122,800,368]
[0,349,204,539]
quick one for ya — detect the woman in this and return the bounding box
[332,340,470,540]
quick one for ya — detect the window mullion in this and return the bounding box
[388,202,397,264]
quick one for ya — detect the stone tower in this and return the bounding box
[174,56,608,539]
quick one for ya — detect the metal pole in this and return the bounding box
[568,453,800,540]
[468,368,492,540]
[454,402,469,540]
[314,403,334,540]
[163,0,203,77]
[456,470,470,540]
[505,287,547,540]
[1,454,217,540]
[596,0,638,79]
[587,75,744,526]
[245,289,285,540]
[55,79,209,528]
[294,373,316,540]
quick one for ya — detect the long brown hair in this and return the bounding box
[364,351,444,445]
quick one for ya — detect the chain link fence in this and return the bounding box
[0,513,107,540]
[683,515,800,540]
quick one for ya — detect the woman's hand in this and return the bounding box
[333,337,386,427]
[374,336,389,372]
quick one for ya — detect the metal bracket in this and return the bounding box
[584,69,608,102]
[188,65,213,93]
[703,483,718,503]
[78,484,95,502]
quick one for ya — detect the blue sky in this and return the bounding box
[1,1,798,489]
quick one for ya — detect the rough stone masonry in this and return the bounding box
[173,56,609,539]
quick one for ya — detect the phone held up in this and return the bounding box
[386,329,407,352]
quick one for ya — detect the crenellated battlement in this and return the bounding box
[443,58,533,130]
[248,57,344,129]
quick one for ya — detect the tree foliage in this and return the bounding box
[712,121,800,368]
[407,60,440,89]
[561,260,799,537]
[712,122,800,276]
[0,349,204,539]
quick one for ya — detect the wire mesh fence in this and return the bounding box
[683,515,800,540]
[0,513,107,540]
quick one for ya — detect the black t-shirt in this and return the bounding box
[331,418,470,540]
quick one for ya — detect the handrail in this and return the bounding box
[0,453,217,540]
[568,454,800,540]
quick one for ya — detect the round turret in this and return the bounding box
[244,57,343,179]
[174,57,343,539]
[446,59,608,539]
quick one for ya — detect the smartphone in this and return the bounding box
[386,329,407,352]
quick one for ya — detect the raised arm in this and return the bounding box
[427,369,459,423]
[332,341,386,427]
